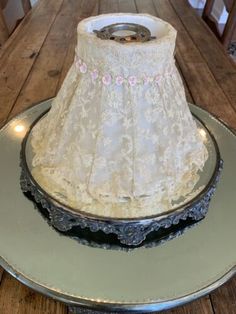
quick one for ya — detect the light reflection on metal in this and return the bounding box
[14,124,25,133]
[93,23,155,43]
[199,128,207,141]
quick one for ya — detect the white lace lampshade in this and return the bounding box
[30,14,208,218]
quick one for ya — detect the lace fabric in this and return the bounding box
[30,14,208,218]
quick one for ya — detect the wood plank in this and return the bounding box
[21,0,32,15]
[7,0,79,118]
[222,0,236,49]
[147,0,203,63]
[77,0,99,19]
[210,276,236,314]
[8,0,98,120]
[169,0,236,110]
[59,0,135,89]
[0,0,41,59]
[134,0,194,105]
[0,272,67,314]
[118,0,137,13]
[135,0,198,105]
[58,0,99,90]
[177,60,236,128]
[100,0,119,14]
[0,7,8,46]
[158,296,214,314]
[0,0,62,61]
[151,0,236,129]
[135,0,156,15]
[0,0,64,127]
[0,1,235,314]
[0,267,3,284]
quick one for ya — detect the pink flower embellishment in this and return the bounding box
[115,76,124,86]
[102,74,112,86]
[128,76,137,86]
[91,69,98,81]
[79,62,87,74]
[144,76,153,85]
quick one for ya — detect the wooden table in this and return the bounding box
[0,0,236,313]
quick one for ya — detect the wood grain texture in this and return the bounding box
[151,0,236,129]
[169,0,236,110]
[158,296,214,314]
[21,0,32,15]
[0,0,41,59]
[8,0,98,120]
[58,0,99,90]
[0,0,64,127]
[0,272,68,314]
[7,0,79,119]
[135,0,156,15]
[210,276,236,314]
[100,0,119,14]
[0,7,8,46]
[222,0,236,48]
[0,0,236,313]
[0,267,3,284]
[118,0,137,13]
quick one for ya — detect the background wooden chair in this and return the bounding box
[202,0,236,49]
[0,6,8,45]
[0,0,31,47]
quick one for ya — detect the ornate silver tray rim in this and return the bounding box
[20,111,223,246]
[1,99,236,313]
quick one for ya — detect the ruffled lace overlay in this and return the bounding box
[30,14,208,218]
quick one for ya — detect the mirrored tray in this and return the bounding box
[20,108,223,248]
[0,99,236,313]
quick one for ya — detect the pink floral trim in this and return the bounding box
[155,75,161,84]
[74,56,174,86]
[79,63,87,74]
[144,75,154,85]
[91,69,98,81]
[128,76,137,86]
[102,74,112,86]
[116,76,124,86]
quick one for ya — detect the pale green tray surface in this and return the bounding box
[0,100,235,304]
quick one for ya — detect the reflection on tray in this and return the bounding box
[23,190,202,251]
